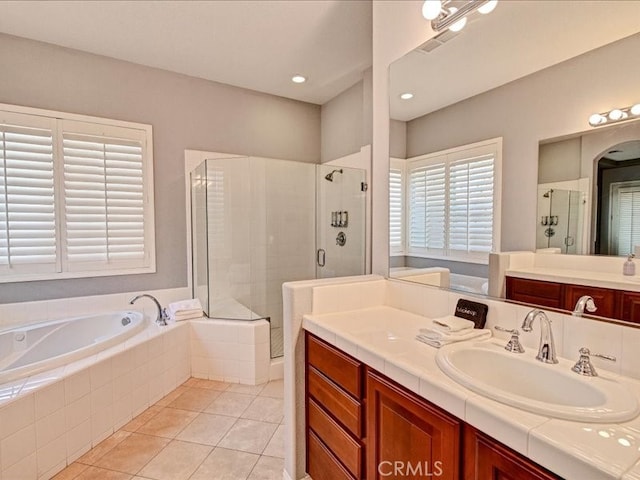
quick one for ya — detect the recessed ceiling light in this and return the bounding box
[291,75,306,84]
[400,93,414,100]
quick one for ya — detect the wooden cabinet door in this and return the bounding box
[464,426,561,480]
[619,291,640,324]
[366,369,460,480]
[564,284,616,319]
[505,277,564,309]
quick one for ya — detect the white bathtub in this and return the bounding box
[0,311,145,384]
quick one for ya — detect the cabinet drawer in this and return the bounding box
[308,399,363,478]
[308,366,362,437]
[564,285,615,319]
[506,277,564,309]
[307,333,362,398]
[308,431,355,480]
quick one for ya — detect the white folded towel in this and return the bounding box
[431,315,475,332]
[167,299,203,321]
[415,329,491,348]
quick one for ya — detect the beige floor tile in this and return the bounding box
[74,465,134,479]
[205,391,255,417]
[191,378,231,391]
[167,387,221,411]
[248,455,284,480]
[136,408,198,438]
[77,430,132,465]
[226,383,266,395]
[183,378,202,388]
[138,440,212,480]
[258,380,283,399]
[190,447,259,480]
[93,433,170,475]
[122,406,163,432]
[176,412,237,446]
[262,425,284,459]
[218,419,278,454]
[241,396,283,424]
[52,462,89,479]
[155,385,189,407]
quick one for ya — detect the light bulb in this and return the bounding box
[448,7,467,32]
[400,93,414,100]
[478,0,498,14]
[631,104,640,116]
[608,109,626,121]
[422,0,442,20]
[589,113,606,126]
[291,75,306,84]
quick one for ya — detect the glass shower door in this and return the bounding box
[316,165,366,278]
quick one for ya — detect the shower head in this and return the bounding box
[325,169,343,182]
[543,189,553,198]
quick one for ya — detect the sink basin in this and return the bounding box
[436,340,639,422]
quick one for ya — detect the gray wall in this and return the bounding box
[320,68,373,163]
[405,33,640,252]
[538,138,581,184]
[390,119,407,159]
[0,33,321,303]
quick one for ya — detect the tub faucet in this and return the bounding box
[573,295,597,317]
[521,309,558,364]
[129,294,169,326]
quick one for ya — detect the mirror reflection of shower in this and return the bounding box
[324,168,343,182]
[536,187,584,254]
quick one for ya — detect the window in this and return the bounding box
[389,158,405,255]
[403,138,501,263]
[610,181,640,256]
[0,104,155,282]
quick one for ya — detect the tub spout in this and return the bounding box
[129,294,169,326]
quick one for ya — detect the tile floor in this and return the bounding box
[52,378,285,480]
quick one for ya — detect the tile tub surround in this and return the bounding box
[282,277,640,480]
[52,377,285,480]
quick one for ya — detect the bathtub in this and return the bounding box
[0,311,145,384]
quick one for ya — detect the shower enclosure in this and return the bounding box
[536,188,584,254]
[190,157,366,358]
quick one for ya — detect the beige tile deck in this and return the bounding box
[53,378,285,480]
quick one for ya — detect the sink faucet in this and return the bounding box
[129,294,169,326]
[573,295,597,317]
[521,309,558,364]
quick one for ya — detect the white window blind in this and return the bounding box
[0,104,154,283]
[612,182,640,256]
[0,113,57,274]
[405,139,501,263]
[62,132,146,269]
[389,158,404,254]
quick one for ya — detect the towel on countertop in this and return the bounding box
[415,329,491,348]
[431,315,475,333]
[167,298,203,321]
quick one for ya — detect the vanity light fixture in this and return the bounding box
[291,74,306,84]
[400,92,414,100]
[588,103,640,127]
[422,0,498,32]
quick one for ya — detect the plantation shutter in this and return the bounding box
[62,121,148,271]
[0,113,57,273]
[614,186,640,256]
[389,159,404,253]
[449,156,494,255]
[409,162,446,254]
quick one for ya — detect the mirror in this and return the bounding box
[388,0,640,322]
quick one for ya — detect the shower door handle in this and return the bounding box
[317,249,326,267]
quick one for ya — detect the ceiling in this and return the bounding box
[0,0,372,106]
[390,1,640,122]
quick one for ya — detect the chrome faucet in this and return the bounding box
[129,294,169,326]
[521,309,558,364]
[573,295,597,316]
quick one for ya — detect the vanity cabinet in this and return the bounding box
[464,426,561,480]
[305,333,365,480]
[305,331,562,480]
[366,369,461,480]
[506,276,640,323]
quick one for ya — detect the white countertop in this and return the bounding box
[303,305,640,480]
[506,267,640,293]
